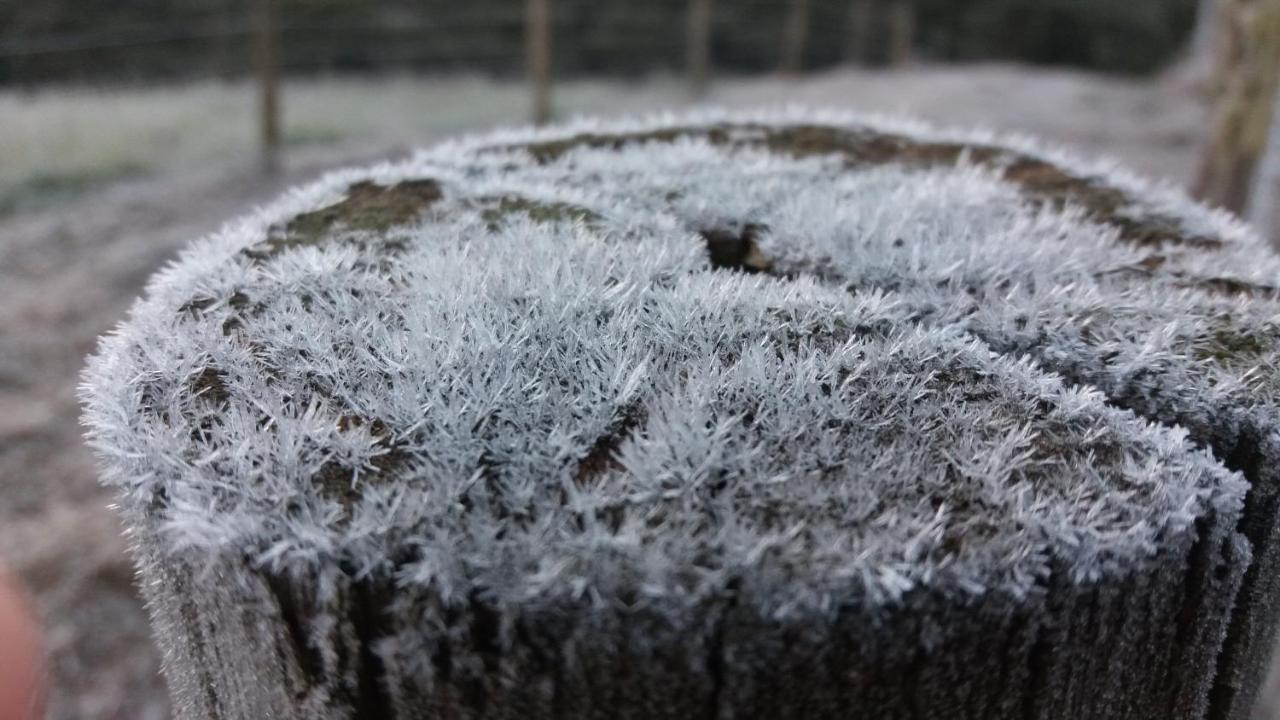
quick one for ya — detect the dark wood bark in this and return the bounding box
[136,513,1247,719]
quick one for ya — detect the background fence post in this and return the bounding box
[888,0,915,66]
[1195,0,1280,215]
[527,0,553,125]
[779,0,811,74]
[688,0,714,98]
[844,0,873,64]
[251,0,281,172]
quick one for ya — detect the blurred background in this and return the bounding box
[2,1,1280,718]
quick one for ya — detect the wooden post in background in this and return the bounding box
[251,0,281,172]
[888,0,915,66]
[214,7,237,80]
[687,0,714,98]
[779,0,810,74]
[844,0,873,64]
[1195,0,1280,215]
[527,0,553,126]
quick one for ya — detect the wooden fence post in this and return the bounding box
[844,0,873,64]
[527,0,553,126]
[1194,0,1280,215]
[85,115,1280,720]
[888,0,915,66]
[779,0,811,74]
[688,0,714,98]
[251,0,281,172]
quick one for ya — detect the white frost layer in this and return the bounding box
[82,110,1269,615]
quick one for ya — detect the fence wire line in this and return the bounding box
[0,1,808,59]
[0,18,556,59]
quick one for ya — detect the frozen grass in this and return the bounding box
[0,64,1209,220]
[0,75,688,213]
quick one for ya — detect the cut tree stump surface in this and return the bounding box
[81,111,1280,719]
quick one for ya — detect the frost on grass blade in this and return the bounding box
[81,111,1280,719]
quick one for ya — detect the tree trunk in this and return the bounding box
[1194,0,1280,215]
[779,0,810,74]
[527,0,553,126]
[687,0,714,98]
[251,0,281,173]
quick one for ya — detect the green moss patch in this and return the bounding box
[1195,327,1276,366]
[242,179,442,262]
[474,195,602,231]
[1175,276,1280,298]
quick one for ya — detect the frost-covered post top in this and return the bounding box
[81,111,1280,720]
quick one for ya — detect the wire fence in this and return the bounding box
[0,0,1211,191]
[0,0,908,165]
[0,0,1197,82]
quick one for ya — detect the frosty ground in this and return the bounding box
[2,62,1278,719]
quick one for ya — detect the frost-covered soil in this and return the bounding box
[5,63,1280,719]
